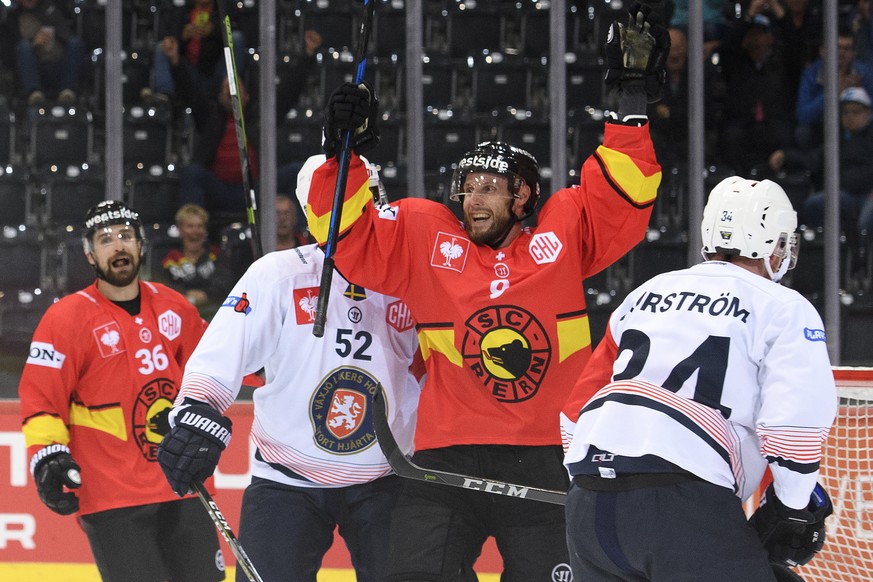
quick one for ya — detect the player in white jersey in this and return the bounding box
[560,177,836,581]
[156,156,422,582]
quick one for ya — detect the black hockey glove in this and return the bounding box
[604,1,670,114]
[31,444,82,516]
[749,482,833,567]
[157,402,232,497]
[323,81,380,158]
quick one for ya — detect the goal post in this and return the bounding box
[796,367,873,581]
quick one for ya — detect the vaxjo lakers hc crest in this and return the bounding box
[310,366,380,454]
[462,305,551,403]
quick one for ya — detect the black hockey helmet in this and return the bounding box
[82,200,145,251]
[449,141,541,218]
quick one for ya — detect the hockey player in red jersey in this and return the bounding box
[303,5,668,579]
[19,201,224,582]
[561,178,836,580]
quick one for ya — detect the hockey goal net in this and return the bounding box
[796,367,873,581]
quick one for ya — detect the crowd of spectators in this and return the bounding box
[1,0,871,298]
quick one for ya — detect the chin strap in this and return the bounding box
[766,253,791,283]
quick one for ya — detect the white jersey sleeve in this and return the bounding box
[564,261,836,507]
[178,244,421,487]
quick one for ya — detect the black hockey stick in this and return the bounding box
[214,0,263,259]
[372,385,568,505]
[312,0,376,338]
[192,481,264,582]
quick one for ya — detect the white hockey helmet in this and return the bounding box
[295,154,381,216]
[700,177,798,281]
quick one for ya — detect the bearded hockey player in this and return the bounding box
[19,200,223,582]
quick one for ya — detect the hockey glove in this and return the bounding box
[323,81,380,157]
[31,444,82,516]
[604,1,670,111]
[749,482,833,567]
[157,403,232,497]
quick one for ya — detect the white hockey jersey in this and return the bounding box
[176,244,422,488]
[561,261,837,509]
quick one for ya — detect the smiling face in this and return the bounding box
[178,212,208,251]
[86,224,143,288]
[461,173,528,248]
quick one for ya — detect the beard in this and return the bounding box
[93,251,141,287]
[463,205,516,248]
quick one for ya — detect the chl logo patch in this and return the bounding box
[310,367,380,455]
[529,232,563,264]
[386,300,415,332]
[462,305,551,403]
[431,232,470,273]
[131,378,177,461]
[158,310,182,341]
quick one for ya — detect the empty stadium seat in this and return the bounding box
[123,102,173,167]
[28,105,94,171]
[125,165,180,226]
[38,165,105,228]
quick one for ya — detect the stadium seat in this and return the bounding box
[125,165,180,226]
[423,117,479,171]
[0,104,14,166]
[422,61,456,110]
[300,3,355,54]
[473,60,529,113]
[373,6,408,58]
[38,165,105,228]
[0,226,46,292]
[446,7,504,58]
[500,119,550,170]
[0,166,31,227]
[123,102,173,167]
[28,105,94,171]
[276,115,325,167]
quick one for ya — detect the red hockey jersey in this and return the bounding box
[20,281,208,515]
[307,123,660,451]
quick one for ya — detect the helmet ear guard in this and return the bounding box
[449,141,541,218]
[700,177,798,281]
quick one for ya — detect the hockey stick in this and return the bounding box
[214,0,263,259]
[312,0,376,337]
[372,385,568,505]
[192,481,264,582]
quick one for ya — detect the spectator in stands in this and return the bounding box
[849,0,873,66]
[0,0,84,106]
[771,87,873,233]
[648,27,724,167]
[275,194,309,251]
[771,0,822,113]
[143,0,246,106]
[160,203,233,307]
[175,28,322,234]
[795,26,873,150]
[716,12,794,176]
[668,0,728,57]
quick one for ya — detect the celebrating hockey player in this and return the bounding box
[19,200,224,582]
[301,4,668,578]
[156,156,423,582]
[561,177,836,580]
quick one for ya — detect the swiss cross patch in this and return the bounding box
[158,310,182,341]
[386,300,414,332]
[294,286,320,324]
[326,388,367,439]
[529,232,563,264]
[431,232,470,273]
[93,322,125,358]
